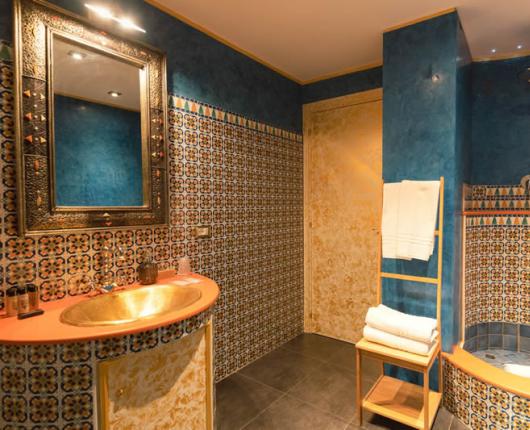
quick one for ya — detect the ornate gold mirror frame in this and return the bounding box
[13,0,168,235]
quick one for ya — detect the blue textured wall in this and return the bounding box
[470,55,530,184]
[1,0,302,132]
[54,95,144,206]
[0,0,11,42]
[382,11,471,386]
[302,66,382,104]
[452,20,472,348]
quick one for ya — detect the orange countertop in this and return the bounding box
[0,271,219,345]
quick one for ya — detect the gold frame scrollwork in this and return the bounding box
[13,0,168,235]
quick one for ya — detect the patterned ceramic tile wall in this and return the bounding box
[443,357,530,429]
[464,215,529,327]
[0,44,304,381]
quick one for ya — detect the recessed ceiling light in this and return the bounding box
[490,48,497,54]
[107,91,122,98]
[118,17,146,33]
[85,3,113,19]
[68,50,86,60]
[84,3,146,33]
[517,44,523,50]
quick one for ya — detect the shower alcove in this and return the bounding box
[443,183,530,429]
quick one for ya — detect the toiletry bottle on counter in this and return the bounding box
[177,256,191,275]
[138,249,158,285]
[5,286,18,317]
[17,285,30,315]
[27,284,39,311]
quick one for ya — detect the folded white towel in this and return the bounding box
[504,364,530,378]
[363,325,436,356]
[396,180,440,261]
[382,183,410,260]
[365,304,438,343]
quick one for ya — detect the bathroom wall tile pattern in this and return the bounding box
[0,310,211,429]
[443,357,530,429]
[465,215,529,328]
[0,52,304,382]
[464,215,529,329]
[465,185,530,211]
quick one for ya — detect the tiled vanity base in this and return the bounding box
[0,310,211,429]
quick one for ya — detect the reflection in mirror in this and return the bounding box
[52,36,146,208]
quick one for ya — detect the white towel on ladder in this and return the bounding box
[362,325,436,356]
[396,180,440,261]
[365,304,438,343]
[382,183,408,259]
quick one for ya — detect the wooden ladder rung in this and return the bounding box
[380,272,439,285]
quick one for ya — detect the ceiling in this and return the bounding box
[147,0,530,84]
[53,37,141,111]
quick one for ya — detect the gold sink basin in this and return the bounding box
[60,284,202,327]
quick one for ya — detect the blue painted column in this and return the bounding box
[382,11,471,386]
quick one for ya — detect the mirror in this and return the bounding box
[51,36,148,208]
[14,0,168,234]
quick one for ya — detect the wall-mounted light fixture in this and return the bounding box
[85,4,146,33]
[431,74,440,82]
[107,90,122,97]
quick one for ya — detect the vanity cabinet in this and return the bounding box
[98,324,214,430]
[0,272,218,430]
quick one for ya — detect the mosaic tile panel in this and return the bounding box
[0,48,304,382]
[0,311,211,429]
[464,322,529,353]
[464,216,529,327]
[443,357,530,429]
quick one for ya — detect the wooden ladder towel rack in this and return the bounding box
[355,176,444,430]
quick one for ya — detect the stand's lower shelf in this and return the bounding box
[362,375,442,430]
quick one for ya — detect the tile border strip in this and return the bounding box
[465,216,529,226]
[168,94,303,142]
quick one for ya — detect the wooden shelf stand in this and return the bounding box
[356,176,444,430]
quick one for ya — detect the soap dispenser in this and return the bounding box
[137,249,158,285]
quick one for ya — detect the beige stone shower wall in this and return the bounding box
[304,89,382,343]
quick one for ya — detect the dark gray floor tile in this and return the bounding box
[287,362,357,422]
[216,334,459,430]
[346,421,361,430]
[327,341,356,371]
[282,333,354,363]
[243,395,348,430]
[360,411,414,429]
[239,346,322,392]
[432,407,454,430]
[450,416,468,430]
[349,407,452,430]
[216,373,283,430]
